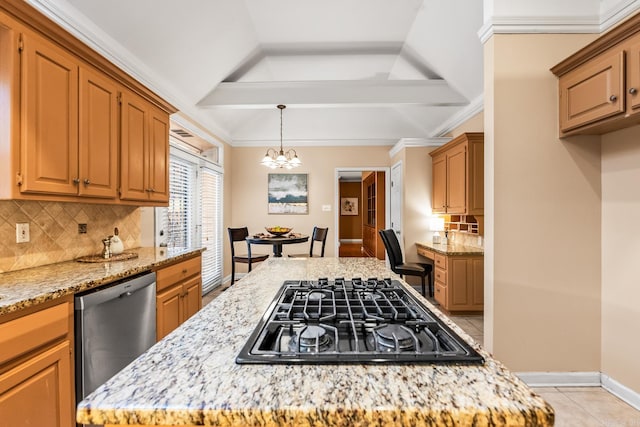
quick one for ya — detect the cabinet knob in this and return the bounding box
[630,88,638,95]
[83,179,90,185]
[609,94,618,102]
[73,178,80,185]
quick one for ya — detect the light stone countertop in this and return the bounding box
[0,247,204,316]
[76,257,553,427]
[416,240,485,256]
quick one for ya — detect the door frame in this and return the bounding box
[334,166,391,258]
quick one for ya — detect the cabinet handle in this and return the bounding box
[630,88,638,95]
[182,269,188,274]
[73,178,80,185]
[83,179,90,185]
[609,94,618,102]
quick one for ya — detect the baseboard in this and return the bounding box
[517,371,640,410]
[602,373,640,411]
[516,371,601,387]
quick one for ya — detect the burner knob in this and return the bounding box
[352,277,362,283]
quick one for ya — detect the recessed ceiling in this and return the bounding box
[32,0,485,147]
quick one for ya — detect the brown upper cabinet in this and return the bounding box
[552,12,640,136]
[362,171,386,259]
[0,0,176,205]
[429,133,484,216]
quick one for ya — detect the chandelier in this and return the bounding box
[260,104,301,169]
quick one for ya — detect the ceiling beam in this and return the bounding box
[197,80,467,109]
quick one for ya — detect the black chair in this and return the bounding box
[228,227,269,284]
[379,229,433,298]
[288,226,329,258]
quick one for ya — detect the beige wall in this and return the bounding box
[447,112,484,138]
[228,145,391,273]
[486,33,602,372]
[601,126,640,392]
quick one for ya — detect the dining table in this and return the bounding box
[246,233,309,258]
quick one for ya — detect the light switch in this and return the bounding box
[322,205,332,212]
[16,223,30,243]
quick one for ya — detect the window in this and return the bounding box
[156,144,223,293]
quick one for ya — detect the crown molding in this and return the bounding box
[231,138,397,148]
[601,0,640,32]
[430,95,484,138]
[478,15,601,44]
[388,137,450,158]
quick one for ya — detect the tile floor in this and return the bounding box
[203,285,640,426]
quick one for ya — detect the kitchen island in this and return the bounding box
[76,257,554,426]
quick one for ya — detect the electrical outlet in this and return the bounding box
[78,223,87,234]
[16,223,30,243]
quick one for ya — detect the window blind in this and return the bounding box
[166,158,196,248]
[200,166,223,292]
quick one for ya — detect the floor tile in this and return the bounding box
[561,388,640,426]
[535,389,605,426]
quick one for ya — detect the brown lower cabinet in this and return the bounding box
[156,255,203,341]
[0,296,74,427]
[418,246,483,313]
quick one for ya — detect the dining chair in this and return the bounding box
[228,227,269,284]
[288,226,329,258]
[379,229,433,298]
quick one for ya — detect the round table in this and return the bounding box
[246,234,309,258]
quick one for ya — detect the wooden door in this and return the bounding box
[431,154,446,214]
[20,31,78,195]
[559,50,625,133]
[0,341,73,427]
[120,90,149,201]
[148,107,169,203]
[446,143,466,214]
[78,66,118,198]
[156,284,182,341]
[182,276,202,322]
[627,39,640,112]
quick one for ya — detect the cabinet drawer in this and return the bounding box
[0,301,71,366]
[156,256,201,292]
[434,267,447,285]
[434,282,447,307]
[417,246,434,260]
[434,253,447,270]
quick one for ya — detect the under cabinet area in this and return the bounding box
[552,12,640,136]
[417,244,483,313]
[430,133,483,216]
[0,296,74,427]
[155,255,203,341]
[0,0,175,205]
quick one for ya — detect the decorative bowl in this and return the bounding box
[265,226,292,236]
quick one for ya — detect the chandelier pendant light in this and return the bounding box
[261,104,301,169]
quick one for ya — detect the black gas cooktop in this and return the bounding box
[236,278,484,365]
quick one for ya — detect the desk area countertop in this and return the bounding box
[76,257,553,427]
[416,240,484,256]
[0,247,204,316]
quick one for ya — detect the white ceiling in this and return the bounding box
[27,0,636,148]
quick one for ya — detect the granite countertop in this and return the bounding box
[0,247,204,316]
[416,240,485,256]
[76,257,553,427]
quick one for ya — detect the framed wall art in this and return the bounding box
[340,197,358,215]
[268,173,308,214]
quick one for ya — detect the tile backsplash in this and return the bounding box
[0,200,141,273]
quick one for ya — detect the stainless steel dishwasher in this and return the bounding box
[75,271,156,404]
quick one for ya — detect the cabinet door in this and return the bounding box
[559,50,625,133]
[182,276,202,322]
[156,284,182,341]
[431,154,446,214]
[78,66,118,198]
[20,31,78,195]
[0,341,73,427]
[449,258,471,308]
[120,90,149,201]
[148,107,169,202]
[627,39,640,112]
[471,258,484,306]
[446,144,466,214]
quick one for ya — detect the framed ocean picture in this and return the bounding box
[268,173,308,214]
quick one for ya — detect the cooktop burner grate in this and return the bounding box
[236,278,484,365]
